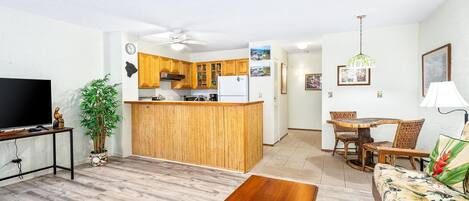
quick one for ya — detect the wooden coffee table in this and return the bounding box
[225,175,318,201]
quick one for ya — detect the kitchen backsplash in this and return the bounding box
[139,82,190,101]
[138,82,218,101]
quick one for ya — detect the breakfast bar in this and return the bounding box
[124,101,264,172]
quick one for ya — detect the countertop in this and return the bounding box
[124,100,264,106]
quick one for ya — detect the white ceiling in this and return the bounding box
[0,0,446,52]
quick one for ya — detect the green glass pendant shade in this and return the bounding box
[348,53,375,69]
[347,15,375,69]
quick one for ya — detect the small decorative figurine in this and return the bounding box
[53,107,64,129]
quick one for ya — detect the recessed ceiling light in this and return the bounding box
[170,43,185,51]
[297,43,308,50]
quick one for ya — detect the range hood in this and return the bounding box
[160,72,185,81]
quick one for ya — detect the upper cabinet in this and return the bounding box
[159,57,172,72]
[195,63,209,89]
[138,52,248,90]
[171,61,193,89]
[138,53,160,88]
[236,59,249,75]
[210,62,223,88]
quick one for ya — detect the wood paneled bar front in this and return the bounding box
[124,101,264,173]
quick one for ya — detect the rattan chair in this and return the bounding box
[362,119,425,171]
[330,111,359,160]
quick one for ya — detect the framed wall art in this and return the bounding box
[337,65,370,86]
[305,73,321,90]
[281,63,287,94]
[422,44,451,96]
[250,66,271,77]
[250,46,271,61]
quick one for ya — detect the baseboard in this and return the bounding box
[288,128,322,132]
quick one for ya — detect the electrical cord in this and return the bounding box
[14,139,23,179]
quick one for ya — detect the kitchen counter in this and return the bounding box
[124,100,263,106]
[125,100,263,172]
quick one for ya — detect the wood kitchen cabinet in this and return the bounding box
[222,60,237,76]
[171,61,193,89]
[195,63,209,89]
[210,62,223,89]
[236,59,249,75]
[138,53,160,88]
[159,56,172,72]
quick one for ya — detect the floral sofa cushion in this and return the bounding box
[425,135,469,193]
[374,163,468,201]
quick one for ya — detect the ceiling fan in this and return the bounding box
[141,29,207,51]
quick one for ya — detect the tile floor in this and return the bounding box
[249,129,374,200]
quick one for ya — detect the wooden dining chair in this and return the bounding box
[362,119,425,171]
[330,111,359,160]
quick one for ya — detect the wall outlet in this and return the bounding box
[377,91,383,98]
[258,92,263,98]
[328,91,333,98]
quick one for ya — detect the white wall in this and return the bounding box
[190,48,249,62]
[287,50,322,130]
[321,24,421,150]
[0,6,104,186]
[417,0,469,150]
[249,41,288,145]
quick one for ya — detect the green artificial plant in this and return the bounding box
[80,74,121,154]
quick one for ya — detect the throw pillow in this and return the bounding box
[425,134,469,193]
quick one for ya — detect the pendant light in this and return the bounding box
[347,15,375,69]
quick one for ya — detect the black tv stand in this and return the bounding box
[0,127,74,181]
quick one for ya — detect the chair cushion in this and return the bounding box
[374,163,468,201]
[336,132,359,141]
[425,135,469,194]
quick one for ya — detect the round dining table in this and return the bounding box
[327,118,401,171]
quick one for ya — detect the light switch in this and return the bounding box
[328,91,333,98]
[377,91,383,98]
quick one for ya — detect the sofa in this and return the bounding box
[372,163,468,201]
[372,124,469,201]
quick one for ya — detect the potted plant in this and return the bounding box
[80,74,121,166]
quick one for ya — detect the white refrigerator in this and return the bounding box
[218,75,249,102]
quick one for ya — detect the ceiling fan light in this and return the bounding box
[297,43,308,50]
[170,43,185,51]
[347,53,375,69]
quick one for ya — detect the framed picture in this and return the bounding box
[250,66,271,77]
[281,63,287,94]
[250,46,271,61]
[422,44,451,96]
[305,74,321,90]
[337,65,370,86]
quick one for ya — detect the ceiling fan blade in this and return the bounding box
[183,40,207,45]
[153,42,173,46]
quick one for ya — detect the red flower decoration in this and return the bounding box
[432,150,451,177]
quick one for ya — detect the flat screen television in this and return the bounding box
[0,78,52,130]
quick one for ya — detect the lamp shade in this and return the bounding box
[420,81,469,108]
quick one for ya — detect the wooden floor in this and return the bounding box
[0,156,248,201]
[226,175,318,201]
[0,129,399,201]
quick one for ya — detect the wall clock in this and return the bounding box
[125,43,136,55]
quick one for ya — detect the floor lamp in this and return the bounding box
[420,81,469,137]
